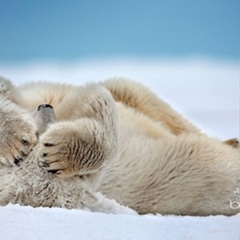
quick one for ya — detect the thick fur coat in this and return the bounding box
[0,77,239,216]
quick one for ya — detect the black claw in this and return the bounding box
[38,161,48,168]
[37,104,53,111]
[14,159,20,166]
[22,139,29,145]
[44,143,54,147]
[14,157,23,166]
[21,151,28,157]
[48,169,59,174]
[42,162,49,168]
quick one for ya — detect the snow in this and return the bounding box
[0,58,239,240]
[0,204,239,240]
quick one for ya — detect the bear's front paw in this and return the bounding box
[38,120,105,178]
[0,103,38,166]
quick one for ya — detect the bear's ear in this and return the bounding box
[33,104,56,136]
[223,138,239,148]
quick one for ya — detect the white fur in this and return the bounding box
[0,76,239,216]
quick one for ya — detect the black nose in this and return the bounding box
[37,104,53,111]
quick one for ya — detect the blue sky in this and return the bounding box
[0,0,239,62]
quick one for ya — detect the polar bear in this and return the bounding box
[0,76,239,216]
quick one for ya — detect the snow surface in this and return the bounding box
[0,204,239,240]
[0,58,239,240]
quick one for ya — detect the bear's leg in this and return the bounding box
[0,78,39,167]
[33,104,56,135]
[38,84,119,183]
[0,97,38,167]
[101,79,200,135]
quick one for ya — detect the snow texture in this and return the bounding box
[0,58,239,240]
[0,204,239,240]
